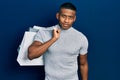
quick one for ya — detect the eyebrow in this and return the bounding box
[60,13,74,17]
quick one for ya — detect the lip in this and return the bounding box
[63,24,69,27]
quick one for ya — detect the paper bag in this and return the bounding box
[17,31,44,66]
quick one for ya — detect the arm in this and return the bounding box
[80,54,88,80]
[28,28,60,60]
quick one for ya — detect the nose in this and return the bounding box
[64,18,69,23]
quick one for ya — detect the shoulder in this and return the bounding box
[71,27,88,45]
[71,27,87,39]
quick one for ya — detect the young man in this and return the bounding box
[28,2,88,80]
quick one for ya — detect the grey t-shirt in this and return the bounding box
[34,24,88,80]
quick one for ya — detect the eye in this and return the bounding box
[61,15,66,18]
[69,16,74,19]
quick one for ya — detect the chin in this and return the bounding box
[61,27,69,30]
[59,24,71,30]
[62,26,71,30]
[64,28,69,30]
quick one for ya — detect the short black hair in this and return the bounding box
[59,2,77,12]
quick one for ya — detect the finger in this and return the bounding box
[56,30,59,33]
[53,28,60,33]
[57,29,61,33]
[53,28,57,33]
[56,30,60,33]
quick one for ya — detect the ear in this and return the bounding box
[56,12,59,20]
[73,15,76,22]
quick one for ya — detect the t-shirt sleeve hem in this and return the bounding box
[79,51,88,55]
[34,39,43,43]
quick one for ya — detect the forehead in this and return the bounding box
[60,8,76,16]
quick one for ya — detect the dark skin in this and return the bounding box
[28,8,88,80]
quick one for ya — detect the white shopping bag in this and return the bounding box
[17,31,44,66]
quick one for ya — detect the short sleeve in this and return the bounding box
[34,29,44,43]
[79,35,88,55]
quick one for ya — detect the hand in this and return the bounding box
[52,28,61,41]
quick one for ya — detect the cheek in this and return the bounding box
[69,20,75,24]
[59,17,64,23]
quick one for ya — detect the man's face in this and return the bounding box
[56,8,76,30]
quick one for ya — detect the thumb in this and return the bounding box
[57,29,61,33]
[53,28,60,33]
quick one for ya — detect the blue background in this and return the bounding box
[0,0,120,80]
